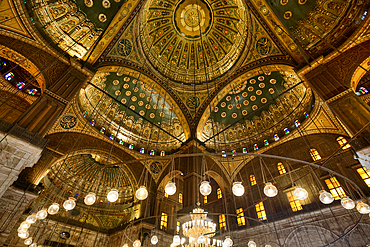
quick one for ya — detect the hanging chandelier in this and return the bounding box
[181,206,217,246]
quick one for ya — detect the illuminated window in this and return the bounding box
[357,167,370,187]
[255,202,266,221]
[286,191,303,212]
[176,221,180,234]
[160,212,168,230]
[277,162,286,175]
[217,188,222,199]
[325,177,346,200]
[204,195,207,204]
[179,193,183,203]
[164,192,168,198]
[236,208,245,226]
[310,149,321,161]
[250,175,256,186]
[336,137,351,150]
[219,214,226,230]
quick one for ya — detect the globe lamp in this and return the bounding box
[107,189,119,202]
[264,183,278,197]
[173,235,181,245]
[133,239,141,247]
[63,197,76,211]
[319,190,334,204]
[135,186,148,200]
[24,237,33,245]
[18,230,29,239]
[20,221,31,229]
[165,181,176,196]
[48,203,60,215]
[84,192,96,205]
[30,243,37,247]
[341,196,355,209]
[200,181,212,196]
[151,235,158,245]
[197,235,206,244]
[356,201,370,214]
[123,244,129,247]
[232,182,244,196]
[293,186,308,200]
[36,209,48,220]
[26,214,37,224]
[248,240,257,247]
[223,236,233,247]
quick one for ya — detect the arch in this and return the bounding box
[204,170,230,193]
[350,54,370,90]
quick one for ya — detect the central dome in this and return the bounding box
[139,0,249,85]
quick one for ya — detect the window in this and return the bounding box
[160,213,168,230]
[219,214,226,230]
[250,175,256,186]
[277,162,286,174]
[176,221,180,234]
[357,167,370,187]
[164,192,168,198]
[255,202,266,221]
[310,149,321,161]
[236,208,245,226]
[325,177,346,200]
[217,188,222,199]
[179,193,183,203]
[285,191,302,212]
[336,137,351,150]
[204,195,207,204]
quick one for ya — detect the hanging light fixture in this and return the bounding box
[151,235,158,245]
[197,235,206,244]
[181,237,186,245]
[293,186,308,200]
[30,243,37,247]
[123,244,128,247]
[84,192,96,205]
[173,235,181,245]
[18,230,29,239]
[25,214,37,224]
[107,189,119,202]
[319,190,334,204]
[24,237,33,245]
[36,209,48,219]
[135,186,148,200]
[232,182,245,196]
[20,221,31,229]
[48,203,60,215]
[63,197,77,211]
[200,181,212,196]
[248,240,257,247]
[263,183,278,197]
[165,181,176,196]
[223,236,233,247]
[356,201,370,214]
[341,196,355,209]
[133,239,141,247]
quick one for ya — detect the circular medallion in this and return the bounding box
[117,39,132,57]
[60,115,77,129]
[98,13,107,22]
[256,38,272,55]
[186,96,200,109]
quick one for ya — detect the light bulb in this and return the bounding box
[30,243,37,247]
[36,209,48,220]
[26,214,37,224]
[135,186,148,200]
[84,192,96,205]
[165,181,176,195]
[133,239,141,247]
[18,230,29,239]
[107,189,119,202]
[48,203,60,215]
[151,235,158,245]
[356,201,370,214]
[24,237,33,245]
[123,244,129,247]
[293,186,308,200]
[223,236,233,247]
[173,235,180,245]
[319,190,334,204]
[248,240,256,247]
[18,227,27,233]
[200,181,212,196]
[264,183,278,197]
[63,197,76,211]
[197,235,206,244]
[341,196,355,209]
[232,182,244,196]
[20,221,31,229]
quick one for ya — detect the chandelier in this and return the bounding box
[182,205,217,245]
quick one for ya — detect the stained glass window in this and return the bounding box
[4,72,14,81]
[160,212,168,230]
[128,143,134,150]
[253,144,258,150]
[119,140,124,145]
[304,111,309,118]
[109,134,115,140]
[357,167,370,187]
[16,82,25,89]
[179,193,183,203]
[336,137,351,150]
[217,188,222,199]
[286,191,303,212]
[236,208,245,226]
[160,150,165,156]
[264,140,269,146]
[242,148,248,153]
[100,127,106,134]
[274,134,279,141]
[310,149,321,161]
[29,89,37,95]
[90,120,95,126]
[294,120,300,127]
[284,128,290,135]
[140,147,145,154]
[277,162,286,174]
[204,195,207,204]
[221,151,227,157]
[255,202,266,221]
[150,150,155,156]
[325,177,346,200]
[359,87,369,94]
[250,175,256,186]
[177,221,180,234]
[219,214,226,230]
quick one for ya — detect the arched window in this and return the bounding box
[255,202,266,221]
[336,137,351,150]
[160,212,167,230]
[219,214,226,230]
[250,175,256,186]
[310,149,321,161]
[217,188,222,199]
[204,195,207,204]
[236,208,245,226]
[325,177,346,200]
[179,193,183,203]
[277,162,286,174]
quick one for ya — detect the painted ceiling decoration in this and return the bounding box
[197,67,314,150]
[139,0,250,85]
[79,66,190,153]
